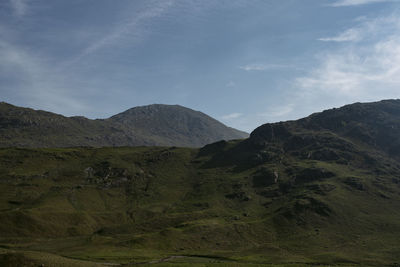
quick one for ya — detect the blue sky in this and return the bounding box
[1,0,400,132]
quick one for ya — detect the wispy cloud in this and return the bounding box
[319,28,362,42]
[221,112,243,120]
[70,0,175,64]
[226,81,236,87]
[239,63,289,71]
[296,13,400,108]
[10,0,28,17]
[258,104,294,119]
[318,15,390,42]
[329,0,394,7]
[0,39,87,114]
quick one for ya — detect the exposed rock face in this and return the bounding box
[250,123,291,146]
[84,167,94,180]
[252,167,277,187]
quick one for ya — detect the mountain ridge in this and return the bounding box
[0,102,248,148]
[1,99,400,265]
[250,99,400,157]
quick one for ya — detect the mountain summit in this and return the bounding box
[108,104,248,147]
[0,102,248,147]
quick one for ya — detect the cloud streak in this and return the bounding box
[258,104,294,119]
[239,63,289,71]
[221,113,243,120]
[0,38,88,114]
[329,0,394,7]
[318,28,362,42]
[70,0,175,64]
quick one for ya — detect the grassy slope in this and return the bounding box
[0,144,400,266]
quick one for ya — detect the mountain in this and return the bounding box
[0,102,248,147]
[1,99,400,266]
[108,104,249,147]
[250,98,400,152]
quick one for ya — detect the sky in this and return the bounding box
[1,0,400,132]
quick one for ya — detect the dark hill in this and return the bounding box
[0,102,248,147]
[249,99,400,157]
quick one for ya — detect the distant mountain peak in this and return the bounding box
[0,102,248,148]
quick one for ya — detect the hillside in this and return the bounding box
[0,102,248,148]
[1,100,400,266]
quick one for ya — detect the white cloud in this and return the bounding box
[224,104,296,132]
[258,104,294,119]
[10,0,28,17]
[239,12,400,131]
[221,113,243,120]
[239,63,289,71]
[319,28,362,42]
[296,14,400,108]
[329,0,394,7]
